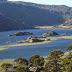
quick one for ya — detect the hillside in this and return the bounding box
[0,14,26,31]
[0,1,72,31]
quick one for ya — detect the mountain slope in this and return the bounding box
[0,1,72,31]
[0,14,26,31]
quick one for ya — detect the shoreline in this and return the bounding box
[0,40,52,51]
[0,36,72,51]
[34,26,72,30]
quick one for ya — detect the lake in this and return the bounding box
[0,29,72,59]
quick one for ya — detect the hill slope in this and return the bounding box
[0,14,26,31]
[0,1,72,31]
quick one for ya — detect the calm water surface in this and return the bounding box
[0,29,72,59]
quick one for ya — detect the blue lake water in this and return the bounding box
[0,29,72,59]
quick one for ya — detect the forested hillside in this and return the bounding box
[0,1,72,31]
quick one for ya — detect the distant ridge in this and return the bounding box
[0,0,7,2]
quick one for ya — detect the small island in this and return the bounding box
[0,30,72,51]
[9,31,33,36]
[42,31,59,37]
[0,31,72,51]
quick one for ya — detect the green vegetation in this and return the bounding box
[1,63,13,72]
[14,58,28,65]
[60,52,72,72]
[44,50,64,72]
[0,1,72,31]
[16,66,29,72]
[29,55,44,67]
[0,45,72,72]
[67,44,72,51]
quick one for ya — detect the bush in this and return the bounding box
[14,58,28,65]
[15,66,29,72]
[29,55,45,67]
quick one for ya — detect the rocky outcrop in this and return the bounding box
[42,31,59,37]
[9,32,33,36]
